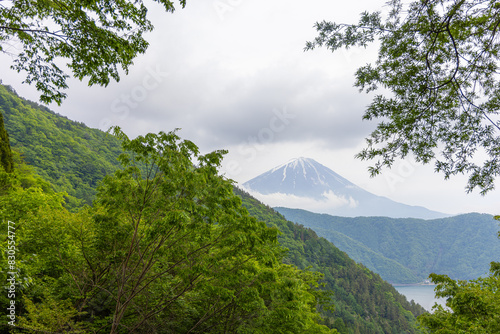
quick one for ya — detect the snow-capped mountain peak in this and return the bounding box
[241,158,449,219]
[243,157,359,199]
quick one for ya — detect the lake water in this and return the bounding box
[393,285,446,312]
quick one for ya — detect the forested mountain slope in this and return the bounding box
[0,84,123,208]
[276,207,500,284]
[2,134,342,333]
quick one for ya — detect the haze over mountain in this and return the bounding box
[242,157,449,219]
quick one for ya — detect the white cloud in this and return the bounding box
[242,188,358,215]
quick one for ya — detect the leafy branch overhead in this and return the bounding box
[0,0,186,105]
[306,0,500,194]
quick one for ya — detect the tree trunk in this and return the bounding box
[0,111,13,173]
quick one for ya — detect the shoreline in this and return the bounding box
[392,283,437,287]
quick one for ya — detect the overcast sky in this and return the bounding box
[1,0,499,216]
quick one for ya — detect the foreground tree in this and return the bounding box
[0,0,186,105]
[306,0,500,194]
[1,130,334,333]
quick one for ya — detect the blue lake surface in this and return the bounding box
[393,284,446,312]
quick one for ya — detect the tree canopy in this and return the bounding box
[0,127,334,333]
[306,0,500,194]
[0,0,186,105]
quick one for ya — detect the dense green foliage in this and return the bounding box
[276,207,500,284]
[0,130,334,333]
[0,0,186,104]
[235,188,426,334]
[0,84,125,208]
[0,110,13,173]
[306,0,500,194]
[418,260,500,333]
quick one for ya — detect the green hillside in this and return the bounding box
[0,84,124,208]
[276,207,500,283]
[321,229,420,283]
[0,83,426,333]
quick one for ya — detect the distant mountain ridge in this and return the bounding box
[276,207,500,284]
[242,157,448,219]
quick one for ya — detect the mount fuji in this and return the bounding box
[241,157,449,219]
